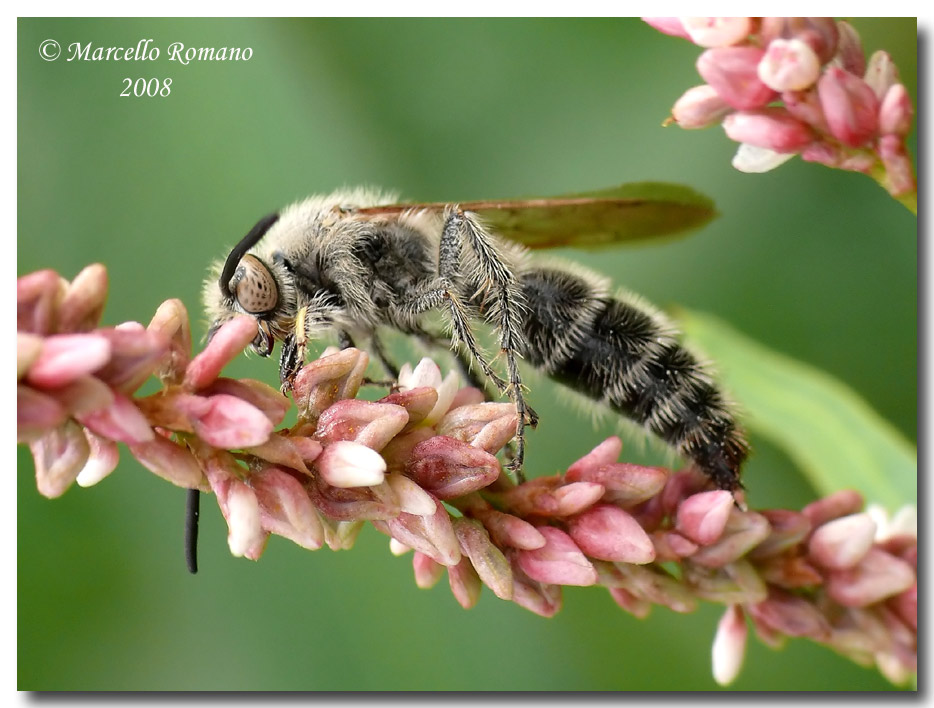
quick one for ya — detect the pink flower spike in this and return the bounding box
[315,399,409,451]
[128,434,204,489]
[758,38,821,92]
[732,144,797,173]
[405,436,500,499]
[517,526,597,587]
[76,390,155,444]
[30,421,91,498]
[569,504,655,564]
[178,393,273,449]
[76,430,119,487]
[57,263,108,333]
[565,436,622,478]
[642,17,690,40]
[26,333,112,389]
[712,605,748,686]
[413,552,445,589]
[316,440,386,488]
[723,108,814,152]
[696,47,777,110]
[879,84,913,137]
[252,466,324,550]
[827,548,915,607]
[680,17,751,48]
[808,512,877,570]
[676,490,733,545]
[818,67,880,147]
[670,84,732,129]
[184,315,257,391]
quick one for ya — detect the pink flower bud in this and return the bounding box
[750,509,812,558]
[454,517,514,600]
[610,561,699,613]
[517,526,597,586]
[404,436,500,499]
[817,67,879,147]
[201,378,290,427]
[17,385,67,442]
[18,269,65,335]
[758,38,821,91]
[378,387,438,428]
[878,134,916,197]
[17,333,43,379]
[569,462,667,506]
[568,504,655,564]
[864,50,900,101]
[651,530,698,561]
[748,588,831,640]
[309,478,398,521]
[566,436,622,476]
[801,489,864,527]
[472,507,546,550]
[890,584,917,631]
[759,18,839,64]
[375,497,462,567]
[93,327,170,394]
[712,605,747,686]
[315,399,409,451]
[386,472,437,516]
[147,298,191,385]
[177,393,272,449]
[76,429,119,487]
[128,434,205,488]
[48,375,115,417]
[690,510,771,567]
[397,359,460,426]
[681,17,752,48]
[316,440,386,488]
[437,402,517,455]
[448,557,482,609]
[723,108,815,152]
[670,84,732,129]
[184,315,258,391]
[878,84,913,137]
[322,519,364,551]
[781,88,829,132]
[30,421,90,498]
[827,548,915,607]
[291,348,369,421]
[831,21,865,76]
[697,46,777,110]
[25,333,112,389]
[380,427,435,474]
[252,466,324,550]
[225,479,267,559]
[676,490,733,545]
[552,481,605,516]
[244,433,310,475]
[757,554,823,589]
[642,17,690,40]
[808,512,877,569]
[76,390,155,444]
[607,587,651,619]
[56,263,108,333]
[413,551,445,589]
[731,143,797,173]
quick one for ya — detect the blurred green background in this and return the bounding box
[17,18,916,691]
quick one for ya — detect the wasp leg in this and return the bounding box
[398,209,536,481]
[416,329,493,396]
[369,331,401,380]
[337,330,356,350]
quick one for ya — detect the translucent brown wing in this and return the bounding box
[357,182,717,250]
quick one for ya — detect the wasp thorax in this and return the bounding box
[230,254,279,314]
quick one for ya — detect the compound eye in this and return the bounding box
[230,254,279,314]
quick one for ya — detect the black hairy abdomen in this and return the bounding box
[519,268,748,491]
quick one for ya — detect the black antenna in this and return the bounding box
[218,212,280,298]
[185,488,200,574]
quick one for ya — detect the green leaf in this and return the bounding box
[678,310,916,511]
[466,181,718,250]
